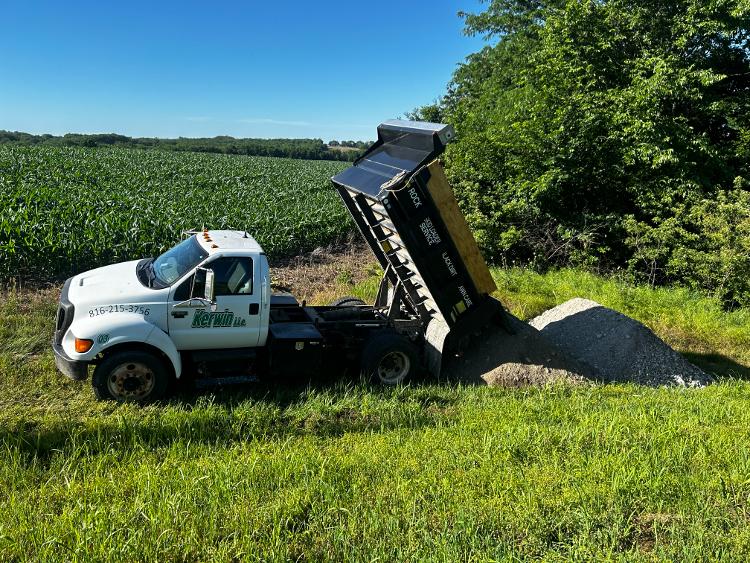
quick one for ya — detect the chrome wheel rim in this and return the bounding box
[377,351,410,385]
[107,361,155,401]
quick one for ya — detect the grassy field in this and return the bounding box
[0,145,349,281]
[2,267,750,561]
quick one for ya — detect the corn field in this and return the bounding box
[0,146,352,281]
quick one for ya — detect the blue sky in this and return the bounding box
[0,1,488,141]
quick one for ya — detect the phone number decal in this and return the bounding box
[89,305,151,317]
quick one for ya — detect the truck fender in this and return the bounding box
[142,327,183,379]
[65,313,183,379]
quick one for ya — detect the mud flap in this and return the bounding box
[424,296,513,377]
[424,317,451,378]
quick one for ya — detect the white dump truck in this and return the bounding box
[53,120,506,401]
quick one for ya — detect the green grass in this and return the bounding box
[0,145,350,281]
[2,269,750,561]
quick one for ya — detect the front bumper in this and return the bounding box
[52,340,89,381]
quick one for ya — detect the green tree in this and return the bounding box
[423,0,750,305]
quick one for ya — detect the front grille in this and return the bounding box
[55,278,75,345]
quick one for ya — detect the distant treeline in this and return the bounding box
[0,131,369,161]
[328,140,370,149]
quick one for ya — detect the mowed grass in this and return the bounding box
[2,270,750,560]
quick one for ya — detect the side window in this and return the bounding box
[173,273,203,301]
[208,257,253,296]
[173,276,192,301]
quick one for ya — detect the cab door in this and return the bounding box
[168,256,262,350]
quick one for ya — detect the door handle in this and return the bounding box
[249,303,259,315]
[171,310,188,318]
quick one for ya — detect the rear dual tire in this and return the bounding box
[360,332,418,385]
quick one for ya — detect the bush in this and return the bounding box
[625,187,750,307]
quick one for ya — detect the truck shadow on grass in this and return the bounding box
[3,374,465,465]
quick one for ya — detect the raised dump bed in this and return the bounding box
[331,120,504,370]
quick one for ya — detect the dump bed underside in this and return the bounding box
[331,120,496,331]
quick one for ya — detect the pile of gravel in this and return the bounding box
[529,298,712,387]
[441,314,596,387]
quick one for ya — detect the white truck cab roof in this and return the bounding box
[196,230,264,255]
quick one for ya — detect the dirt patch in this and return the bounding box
[1,284,60,306]
[529,298,713,387]
[271,240,377,304]
[441,314,595,387]
[630,512,681,553]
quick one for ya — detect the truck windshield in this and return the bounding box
[152,236,208,286]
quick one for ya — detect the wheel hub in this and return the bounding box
[107,362,155,401]
[377,351,410,384]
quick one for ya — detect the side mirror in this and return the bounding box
[204,269,215,303]
[189,267,217,311]
[191,268,207,299]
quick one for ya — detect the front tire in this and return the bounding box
[92,350,169,403]
[360,332,418,385]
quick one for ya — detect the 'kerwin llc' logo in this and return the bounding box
[192,309,247,328]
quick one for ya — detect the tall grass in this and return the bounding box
[4,380,750,560]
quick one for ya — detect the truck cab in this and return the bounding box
[54,229,273,400]
[54,227,421,402]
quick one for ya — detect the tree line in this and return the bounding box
[328,140,370,149]
[413,0,750,308]
[0,131,368,162]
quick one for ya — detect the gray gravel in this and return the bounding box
[529,298,713,387]
[441,313,595,387]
